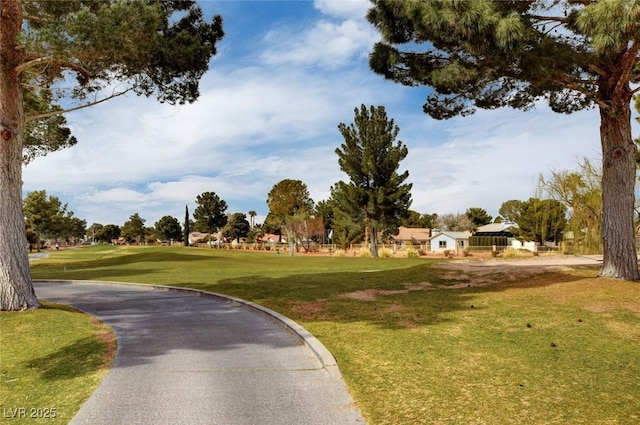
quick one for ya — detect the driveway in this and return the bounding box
[34,280,364,425]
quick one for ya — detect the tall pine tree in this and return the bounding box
[368,0,640,279]
[184,205,191,247]
[334,104,412,257]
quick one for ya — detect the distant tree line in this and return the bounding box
[24,113,610,257]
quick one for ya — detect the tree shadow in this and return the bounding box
[24,337,106,381]
[210,263,595,329]
[31,251,215,280]
[32,261,599,371]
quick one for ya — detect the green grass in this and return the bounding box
[30,246,640,424]
[0,302,114,424]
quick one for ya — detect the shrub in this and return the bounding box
[332,249,346,257]
[358,247,373,258]
[462,249,471,257]
[379,247,394,258]
[443,249,451,257]
[406,246,419,258]
[503,247,520,258]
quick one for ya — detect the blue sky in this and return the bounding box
[22,0,618,228]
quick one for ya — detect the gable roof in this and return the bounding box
[476,222,517,233]
[395,227,431,241]
[431,231,471,240]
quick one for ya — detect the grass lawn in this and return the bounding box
[29,245,640,424]
[0,302,115,424]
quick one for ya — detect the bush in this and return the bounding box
[503,247,520,258]
[462,249,471,257]
[406,247,419,258]
[332,249,346,257]
[379,247,394,258]
[443,249,451,257]
[358,247,373,258]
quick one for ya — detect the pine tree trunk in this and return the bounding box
[369,225,379,258]
[598,102,639,280]
[0,0,40,310]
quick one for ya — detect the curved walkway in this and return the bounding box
[34,280,364,425]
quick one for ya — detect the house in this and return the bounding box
[429,231,471,252]
[394,227,431,246]
[258,233,286,244]
[474,221,517,237]
[473,222,539,252]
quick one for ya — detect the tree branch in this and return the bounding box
[15,55,55,75]
[17,54,95,83]
[613,42,639,99]
[25,89,132,122]
[528,15,572,25]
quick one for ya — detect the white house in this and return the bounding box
[429,231,471,252]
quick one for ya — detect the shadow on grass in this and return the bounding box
[34,250,598,333]
[31,251,216,280]
[24,337,105,381]
[207,264,592,329]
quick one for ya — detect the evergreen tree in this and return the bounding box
[100,224,121,244]
[368,0,640,279]
[223,213,251,243]
[0,0,224,310]
[155,215,182,243]
[499,200,525,224]
[184,205,191,247]
[465,208,493,229]
[193,192,228,247]
[512,198,568,245]
[334,104,412,257]
[23,190,72,251]
[401,210,438,229]
[121,213,146,245]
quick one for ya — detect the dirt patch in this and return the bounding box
[286,300,332,320]
[433,255,602,283]
[336,256,603,301]
[339,289,410,301]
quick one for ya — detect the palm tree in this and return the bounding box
[248,210,257,229]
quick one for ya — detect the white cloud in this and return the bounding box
[260,10,377,69]
[313,0,370,20]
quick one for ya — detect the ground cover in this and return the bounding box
[29,246,640,424]
[0,302,115,424]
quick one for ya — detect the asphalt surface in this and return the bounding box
[34,280,364,425]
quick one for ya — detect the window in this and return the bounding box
[439,240,447,248]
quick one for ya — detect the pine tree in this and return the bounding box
[334,104,412,257]
[368,0,640,279]
[184,205,191,247]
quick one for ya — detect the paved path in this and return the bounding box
[34,280,364,425]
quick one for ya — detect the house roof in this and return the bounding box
[395,226,431,241]
[258,233,284,243]
[476,222,517,233]
[431,231,471,240]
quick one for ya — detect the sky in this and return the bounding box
[21,0,628,228]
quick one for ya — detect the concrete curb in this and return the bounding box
[35,279,340,375]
